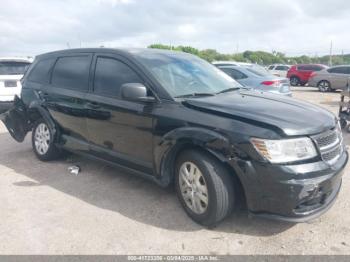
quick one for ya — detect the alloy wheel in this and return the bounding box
[179,162,209,214]
[34,123,51,155]
[318,81,330,92]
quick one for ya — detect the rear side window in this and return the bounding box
[220,68,247,80]
[311,65,324,71]
[298,65,312,71]
[28,58,56,84]
[268,65,274,70]
[220,68,244,80]
[93,57,142,97]
[328,67,348,74]
[51,56,91,91]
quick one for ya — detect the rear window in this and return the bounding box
[51,56,91,91]
[246,67,270,76]
[28,58,56,84]
[275,65,289,71]
[0,61,31,75]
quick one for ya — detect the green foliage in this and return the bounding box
[147,44,350,66]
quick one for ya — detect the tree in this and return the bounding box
[147,43,346,66]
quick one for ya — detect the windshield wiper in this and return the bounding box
[216,87,241,94]
[175,92,215,98]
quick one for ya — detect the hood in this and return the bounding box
[183,91,336,137]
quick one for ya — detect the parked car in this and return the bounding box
[0,57,32,112]
[214,63,292,96]
[308,65,350,92]
[287,64,327,86]
[1,48,347,226]
[213,61,269,75]
[267,64,290,77]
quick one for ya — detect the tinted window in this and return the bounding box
[51,56,91,91]
[275,66,289,71]
[311,65,324,71]
[298,65,312,71]
[328,67,348,74]
[220,68,247,80]
[93,57,143,97]
[0,62,31,75]
[28,58,56,83]
[268,65,274,70]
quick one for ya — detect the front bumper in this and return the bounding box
[230,150,348,222]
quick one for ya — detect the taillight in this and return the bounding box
[261,80,281,87]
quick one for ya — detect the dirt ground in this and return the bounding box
[0,86,349,255]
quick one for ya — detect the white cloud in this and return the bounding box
[0,0,349,57]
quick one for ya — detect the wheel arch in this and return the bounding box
[155,127,246,199]
[28,101,59,139]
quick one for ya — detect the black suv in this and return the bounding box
[1,48,347,226]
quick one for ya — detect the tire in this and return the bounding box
[175,149,236,227]
[290,76,300,86]
[340,118,347,129]
[32,118,62,161]
[317,80,331,92]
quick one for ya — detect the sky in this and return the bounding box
[1,0,350,57]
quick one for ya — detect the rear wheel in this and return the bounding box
[32,119,62,161]
[290,76,300,86]
[317,80,331,92]
[175,150,236,226]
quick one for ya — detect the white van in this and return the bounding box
[0,57,32,112]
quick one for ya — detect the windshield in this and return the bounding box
[0,61,31,75]
[135,51,242,98]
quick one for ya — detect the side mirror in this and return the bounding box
[121,83,156,103]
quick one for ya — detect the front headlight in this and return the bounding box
[251,137,317,163]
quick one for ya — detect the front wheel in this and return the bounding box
[175,150,236,227]
[32,119,62,161]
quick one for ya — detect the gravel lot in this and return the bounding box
[0,86,350,255]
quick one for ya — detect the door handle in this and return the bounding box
[86,102,101,109]
[37,91,49,100]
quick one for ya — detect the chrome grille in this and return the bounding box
[312,127,343,165]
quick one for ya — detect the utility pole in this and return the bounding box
[329,40,333,66]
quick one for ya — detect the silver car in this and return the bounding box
[215,64,292,96]
[308,65,350,92]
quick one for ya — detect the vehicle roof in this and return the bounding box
[269,64,290,66]
[36,48,194,60]
[0,57,33,63]
[213,61,252,66]
[294,64,326,67]
[220,64,282,79]
[329,65,350,68]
